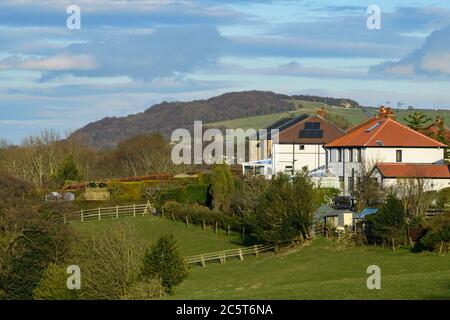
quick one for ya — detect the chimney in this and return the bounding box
[317,106,326,118]
[386,107,396,120]
[377,106,387,118]
[435,116,444,129]
[377,106,396,119]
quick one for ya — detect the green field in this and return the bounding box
[207,99,450,130]
[73,215,244,256]
[74,217,450,300]
[207,100,369,129]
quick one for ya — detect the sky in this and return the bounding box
[1,0,450,143]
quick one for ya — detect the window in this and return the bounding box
[357,149,362,162]
[396,150,402,162]
[285,166,293,174]
[349,148,354,162]
[338,149,342,162]
[299,145,305,150]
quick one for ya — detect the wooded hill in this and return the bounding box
[69,91,360,149]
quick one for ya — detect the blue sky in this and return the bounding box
[1,0,450,143]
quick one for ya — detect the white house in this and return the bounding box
[323,106,448,195]
[271,109,346,175]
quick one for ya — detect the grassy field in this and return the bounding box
[207,102,368,130]
[207,99,450,130]
[73,215,244,256]
[73,216,450,300]
[175,238,450,300]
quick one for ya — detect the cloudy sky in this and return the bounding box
[1,0,450,143]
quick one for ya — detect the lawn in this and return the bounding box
[174,238,450,300]
[72,215,244,256]
[72,217,450,300]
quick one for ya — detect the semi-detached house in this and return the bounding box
[323,107,449,195]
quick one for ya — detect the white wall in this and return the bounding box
[378,177,450,192]
[365,147,444,165]
[326,146,446,195]
[272,143,326,174]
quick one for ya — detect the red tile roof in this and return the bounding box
[375,163,450,178]
[325,117,447,148]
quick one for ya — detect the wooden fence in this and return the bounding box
[185,244,274,267]
[63,201,155,223]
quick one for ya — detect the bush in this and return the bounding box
[365,194,407,245]
[420,213,450,252]
[251,171,317,246]
[33,263,79,300]
[421,226,450,252]
[75,222,145,300]
[120,278,164,300]
[141,234,189,295]
[0,209,74,299]
[163,201,243,231]
[436,187,450,210]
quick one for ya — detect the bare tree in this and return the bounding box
[395,177,433,225]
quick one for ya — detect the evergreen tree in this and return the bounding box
[210,164,235,211]
[404,112,431,130]
[55,155,82,186]
[141,234,189,295]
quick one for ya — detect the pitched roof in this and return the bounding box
[375,163,450,179]
[275,114,346,144]
[250,114,309,140]
[324,117,447,148]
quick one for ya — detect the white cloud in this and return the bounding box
[421,52,450,75]
[369,25,450,79]
[0,54,97,71]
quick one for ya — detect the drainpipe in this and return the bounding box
[342,147,346,196]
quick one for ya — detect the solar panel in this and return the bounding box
[299,129,323,138]
[305,122,320,130]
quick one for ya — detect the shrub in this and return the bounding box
[210,164,235,211]
[421,225,450,252]
[0,209,73,299]
[252,171,317,246]
[33,263,79,300]
[365,194,407,245]
[75,222,145,300]
[141,234,189,295]
[436,187,450,210]
[420,213,450,252]
[120,278,164,300]
[163,201,243,231]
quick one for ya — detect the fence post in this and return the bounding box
[98,207,101,220]
[63,214,67,224]
[239,248,243,261]
[172,213,175,222]
[201,254,206,267]
[133,204,136,217]
[80,209,84,222]
[202,220,206,231]
[227,225,230,237]
[215,222,218,235]
[143,202,147,216]
[254,244,259,257]
[185,216,190,229]
[116,205,119,219]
